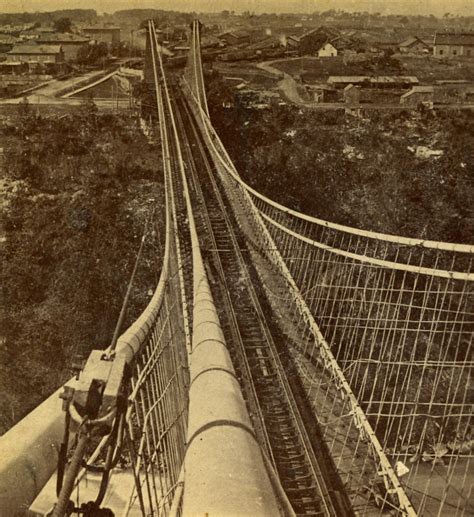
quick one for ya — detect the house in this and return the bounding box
[434,33,474,58]
[170,45,189,56]
[246,36,282,52]
[34,33,90,61]
[399,36,430,54]
[5,44,65,73]
[317,42,337,57]
[200,35,221,49]
[344,84,360,104]
[20,27,56,40]
[400,86,434,105]
[327,76,419,89]
[81,26,121,46]
[0,62,28,75]
[6,44,64,64]
[312,85,338,102]
[297,26,340,55]
[0,23,35,35]
[286,35,300,49]
[217,29,251,46]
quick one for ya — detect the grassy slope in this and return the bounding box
[210,98,473,244]
[1,103,165,433]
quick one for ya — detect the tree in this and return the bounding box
[76,42,108,65]
[53,17,72,33]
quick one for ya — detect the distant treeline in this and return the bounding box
[113,9,195,26]
[113,9,192,19]
[0,10,97,25]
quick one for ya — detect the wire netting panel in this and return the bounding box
[184,32,472,514]
[195,119,412,514]
[251,195,473,516]
[125,256,188,516]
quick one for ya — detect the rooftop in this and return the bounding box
[299,25,340,41]
[328,75,419,84]
[218,29,251,40]
[82,26,121,32]
[246,36,281,51]
[399,36,429,48]
[36,32,90,43]
[434,32,474,46]
[0,34,19,44]
[273,26,309,39]
[8,44,62,55]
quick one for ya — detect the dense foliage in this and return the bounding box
[52,17,72,33]
[0,10,96,26]
[76,42,109,66]
[209,79,474,244]
[1,103,164,433]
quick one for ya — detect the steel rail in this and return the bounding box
[173,93,276,467]
[177,89,350,517]
[174,93,313,517]
[150,21,282,516]
[181,76,417,516]
[183,81,474,280]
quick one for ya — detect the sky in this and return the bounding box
[0,0,473,16]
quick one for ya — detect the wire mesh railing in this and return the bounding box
[140,21,281,517]
[182,28,473,514]
[249,196,473,516]
[186,77,473,517]
[121,259,188,516]
[182,87,414,516]
[116,23,190,516]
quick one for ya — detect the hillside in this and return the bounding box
[208,82,473,244]
[1,102,164,433]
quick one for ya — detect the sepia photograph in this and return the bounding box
[0,1,473,516]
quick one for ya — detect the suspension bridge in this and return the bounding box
[1,20,472,517]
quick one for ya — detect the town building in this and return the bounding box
[317,42,337,57]
[20,27,56,41]
[34,33,90,61]
[286,35,301,50]
[327,76,419,89]
[398,36,430,54]
[344,84,360,104]
[19,30,43,41]
[81,27,121,46]
[296,26,340,55]
[0,34,19,54]
[5,44,65,73]
[217,29,251,46]
[0,23,35,35]
[433,33,474,58]
[0,62,28,75]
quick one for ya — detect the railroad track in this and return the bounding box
[165,95,194,321]
[171,89,353,517]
